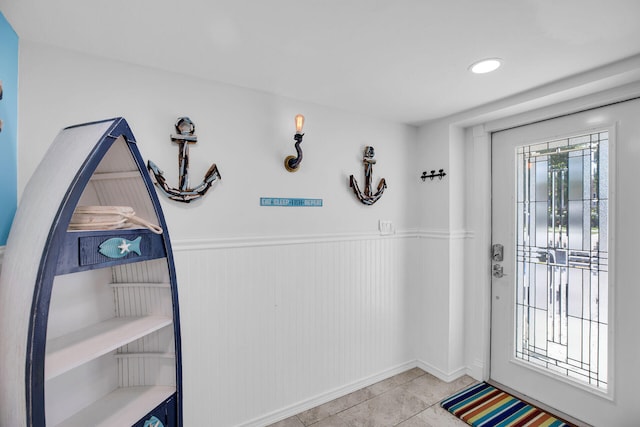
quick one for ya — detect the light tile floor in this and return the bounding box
[267,368,475,427]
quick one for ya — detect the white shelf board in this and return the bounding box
[66,225,148,233]
[55,385,175,427]
[109,282,170,289]
[90,171,141,180]
[46,316,172,380]
[114,352,175,359]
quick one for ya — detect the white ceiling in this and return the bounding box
[2,0,640,124]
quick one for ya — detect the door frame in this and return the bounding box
[465,84,640,383]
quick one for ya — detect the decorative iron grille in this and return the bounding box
[515,131,608,390]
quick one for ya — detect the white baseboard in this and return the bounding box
[240,358,485,427]
[237,360,417,427]
[415,359,468,383]
[466,358,485,381]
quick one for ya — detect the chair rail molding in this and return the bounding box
[415,229,473,240]
[171,230,420,251]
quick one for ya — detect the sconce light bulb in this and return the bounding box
[295,114,305,134]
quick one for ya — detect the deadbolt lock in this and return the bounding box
[492,244,504,262]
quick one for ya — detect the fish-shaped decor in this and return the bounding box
[143,415,163,427]
[98,236,142,259]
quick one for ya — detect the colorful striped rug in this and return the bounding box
[440,382,574,427]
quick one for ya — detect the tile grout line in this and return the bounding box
[389,375,452,427]
[305,371,430,426]
[280,369,475,427]
[391,400,441,427]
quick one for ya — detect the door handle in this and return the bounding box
[492,264,504,278]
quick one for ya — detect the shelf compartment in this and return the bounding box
[110,282,173,320]
[55,386,175,427]
[116,352,177,388]
[46,316,172,380]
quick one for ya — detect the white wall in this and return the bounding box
[17,41,420,239]
[415,124,450,231]
[14,41,447,426]
[411,121,470,381]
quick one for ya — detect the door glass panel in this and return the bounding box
[515,131,608,391]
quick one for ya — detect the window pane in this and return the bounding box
[514,130,608,391]
[568,156,583,201]
[568,200,583,250]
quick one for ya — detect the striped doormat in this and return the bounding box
[440,382,575,427]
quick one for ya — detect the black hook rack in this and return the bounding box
[421,169,447,181]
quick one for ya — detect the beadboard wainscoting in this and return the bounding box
[413,230,473,382]
[171,230,473,427]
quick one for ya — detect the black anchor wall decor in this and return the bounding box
[349,146,387,205]
[147,117,221,203]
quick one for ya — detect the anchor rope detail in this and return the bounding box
[147,117,221,203]
[349,146,387,205]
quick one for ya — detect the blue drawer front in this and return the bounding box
[56,229,167,274]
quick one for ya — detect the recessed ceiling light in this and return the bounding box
[469,58,502,74]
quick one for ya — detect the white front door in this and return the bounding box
[490,98,640,426]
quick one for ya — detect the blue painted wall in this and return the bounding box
[0,12,18,246]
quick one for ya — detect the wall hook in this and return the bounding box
[147,117,221,203]
[420,169,447,181]
[349,146,387,205]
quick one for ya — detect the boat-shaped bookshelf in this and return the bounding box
[0,118,182,426]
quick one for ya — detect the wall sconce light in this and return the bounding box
[284,114,305,172]
[421,169,447,181]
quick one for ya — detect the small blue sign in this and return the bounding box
[260,197,323,207]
